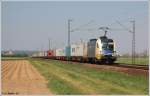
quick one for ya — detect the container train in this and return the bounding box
[33,35,117,64]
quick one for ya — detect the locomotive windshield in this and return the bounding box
[102,43,114,51]
[100,36,114,51]
[108,44,114,51]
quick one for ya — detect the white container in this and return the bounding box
[37,51,45,57]
[55,48,65,56]
[71,42,87,57]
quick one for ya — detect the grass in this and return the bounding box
[1,57,28,60]
[115,57,149,65]
[29,59,148,95]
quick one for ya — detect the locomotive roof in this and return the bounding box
[90,39,97,41]
[89,36,113,43]
[100,36,113,42]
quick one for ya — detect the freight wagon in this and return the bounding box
[32,51,47,58]
[55,48,65,60]
[44,50,55,59]
[70,42,88,62]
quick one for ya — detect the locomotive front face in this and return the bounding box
[96,36,117,62]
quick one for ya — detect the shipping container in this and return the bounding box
[65,46,71,56]
[32,51,46,57]
[71,42,87,57]
[55,48,65,56]
[47,50,54,57]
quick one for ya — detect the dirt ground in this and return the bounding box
[1,60,51,95]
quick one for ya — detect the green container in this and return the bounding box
[65,46,71,56]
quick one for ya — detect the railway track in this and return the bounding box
[107,63,149,70]
[41,57,149,71]
[47,60,148,71]
[55,59,148,70]
[60,60,149,70]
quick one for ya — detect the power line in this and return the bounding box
[48,38,51,50]
[107,18,133,29]
[71,20,94,32]
[67,19,72,61]
[130,20,136,65]
[68,19,72,48]
[116,19,136,65]
[115,20,132,33]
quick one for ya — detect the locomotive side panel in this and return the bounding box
[87,39,96,58]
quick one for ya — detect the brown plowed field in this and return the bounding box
[1,60,51,95]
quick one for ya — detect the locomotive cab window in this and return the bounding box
[102,43,108,50]
[108,44,114,51]
[102,43,114,51]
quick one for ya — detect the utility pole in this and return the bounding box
[49,38,51,50]
[68,19,72,48]
[131,20,135,64]
[67,19,72,58]
[116,19,136,64]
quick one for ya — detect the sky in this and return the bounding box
[2,1,148,54]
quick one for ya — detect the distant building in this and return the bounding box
[2,50,14,56]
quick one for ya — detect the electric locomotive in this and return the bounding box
[87,29,117,64]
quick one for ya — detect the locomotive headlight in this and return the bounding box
[112,54,115,56]
[112,51,116,56]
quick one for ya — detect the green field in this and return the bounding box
[115,57,149,65]
[1,57,28,60]
[29,59,148,95]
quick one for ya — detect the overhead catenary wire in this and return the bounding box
[115,20,132,33]
[67,20,96,46]
[48,38,51,50]
[71,20,95,32]
[115,19,136,65]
